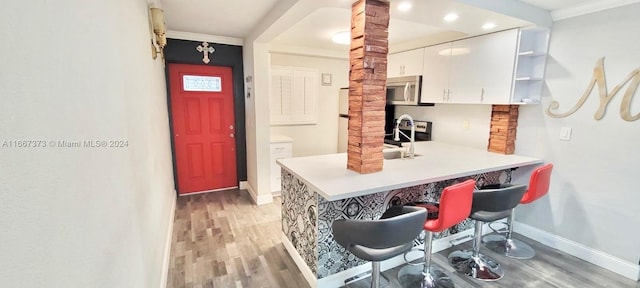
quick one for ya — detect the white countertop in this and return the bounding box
[277,141,542,201]
[270,134,293,143]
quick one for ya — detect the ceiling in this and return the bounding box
[269,1,534,54]
[162,0,281,37]
[162,0,599,55]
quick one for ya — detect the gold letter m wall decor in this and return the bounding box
[546,57,640,121]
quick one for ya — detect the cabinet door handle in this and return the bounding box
[447,89,451,101]
[481,88,484,102]
[443,89,446,101]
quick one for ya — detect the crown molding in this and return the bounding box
[552,0,640,21]
[269,44,348,60]
[166,30,244,46]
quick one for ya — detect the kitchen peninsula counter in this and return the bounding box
[276,141,542,287]
[277,141,542,201]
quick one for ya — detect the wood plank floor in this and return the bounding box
[347,234,640,288]
[167,189,639,288]
[166,189,310,288]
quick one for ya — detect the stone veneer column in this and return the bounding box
[488,105,519,154]
[347,0,389,174]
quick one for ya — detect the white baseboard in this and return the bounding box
[246,183,273,205]
[239,181,248,190]
[285,223,494,288]
[281,232,318,288]
[246,183,258,203]
[514,221,640,281]
[161,192,177,288]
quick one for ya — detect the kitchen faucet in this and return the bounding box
[394,114,415,159]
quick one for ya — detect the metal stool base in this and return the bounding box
[398,264,455,288]
[447,250,504,281]
[481,233,506,244]
[344,271,389,288]
[483,235,536,259]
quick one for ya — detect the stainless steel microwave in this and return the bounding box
[386,75,422,105]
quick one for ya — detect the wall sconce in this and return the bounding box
[150,7,167,60]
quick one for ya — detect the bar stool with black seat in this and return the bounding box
[397,179,476,288]
[483,163,554,259]
[332,206,427,288]
[447,184,528,281]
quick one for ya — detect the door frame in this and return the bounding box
[163,39,247,195]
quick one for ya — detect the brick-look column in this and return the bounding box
[488,105,519,154]
[347,0,389,174]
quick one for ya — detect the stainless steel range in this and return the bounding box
[384,119,432,147]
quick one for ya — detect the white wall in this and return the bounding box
[243,41,273,204]
[270,53,349,156]
[515,4,640,266]
[396,104,492,149]
[0,1,175,287]
[242,0,319,204]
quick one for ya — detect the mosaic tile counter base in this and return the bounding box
[281,168,512,279]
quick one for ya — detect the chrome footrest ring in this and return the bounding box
[403,247,426,266]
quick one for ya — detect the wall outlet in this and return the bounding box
[559,127,572,141]
[463,120,469,129]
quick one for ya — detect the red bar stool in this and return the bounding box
[397,179,476,288]
[483,163,554,259]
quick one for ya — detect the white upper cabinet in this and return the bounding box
[424,34,510,104]
[448,36,485,104]
[467,29,518,104]
[421,43,452,103]
[420,28,547,105]
[387,48,424,78]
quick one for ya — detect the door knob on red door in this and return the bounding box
[230,133,234,138]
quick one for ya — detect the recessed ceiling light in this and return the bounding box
[397,1,412,12]
[482,22,496,30]
[332,31,350,45]
[443,13,458,22]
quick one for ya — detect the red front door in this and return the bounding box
[169,64,237,194]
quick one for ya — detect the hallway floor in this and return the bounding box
[166,189,309,288]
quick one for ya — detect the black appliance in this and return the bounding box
[384,118,432,147]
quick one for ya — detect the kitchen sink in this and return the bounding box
[383,150,422,160]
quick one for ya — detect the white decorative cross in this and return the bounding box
[196,42,215,64]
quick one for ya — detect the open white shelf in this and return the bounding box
[511,27,550,104]
[518,50,546,57]
[515,77,543,81]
